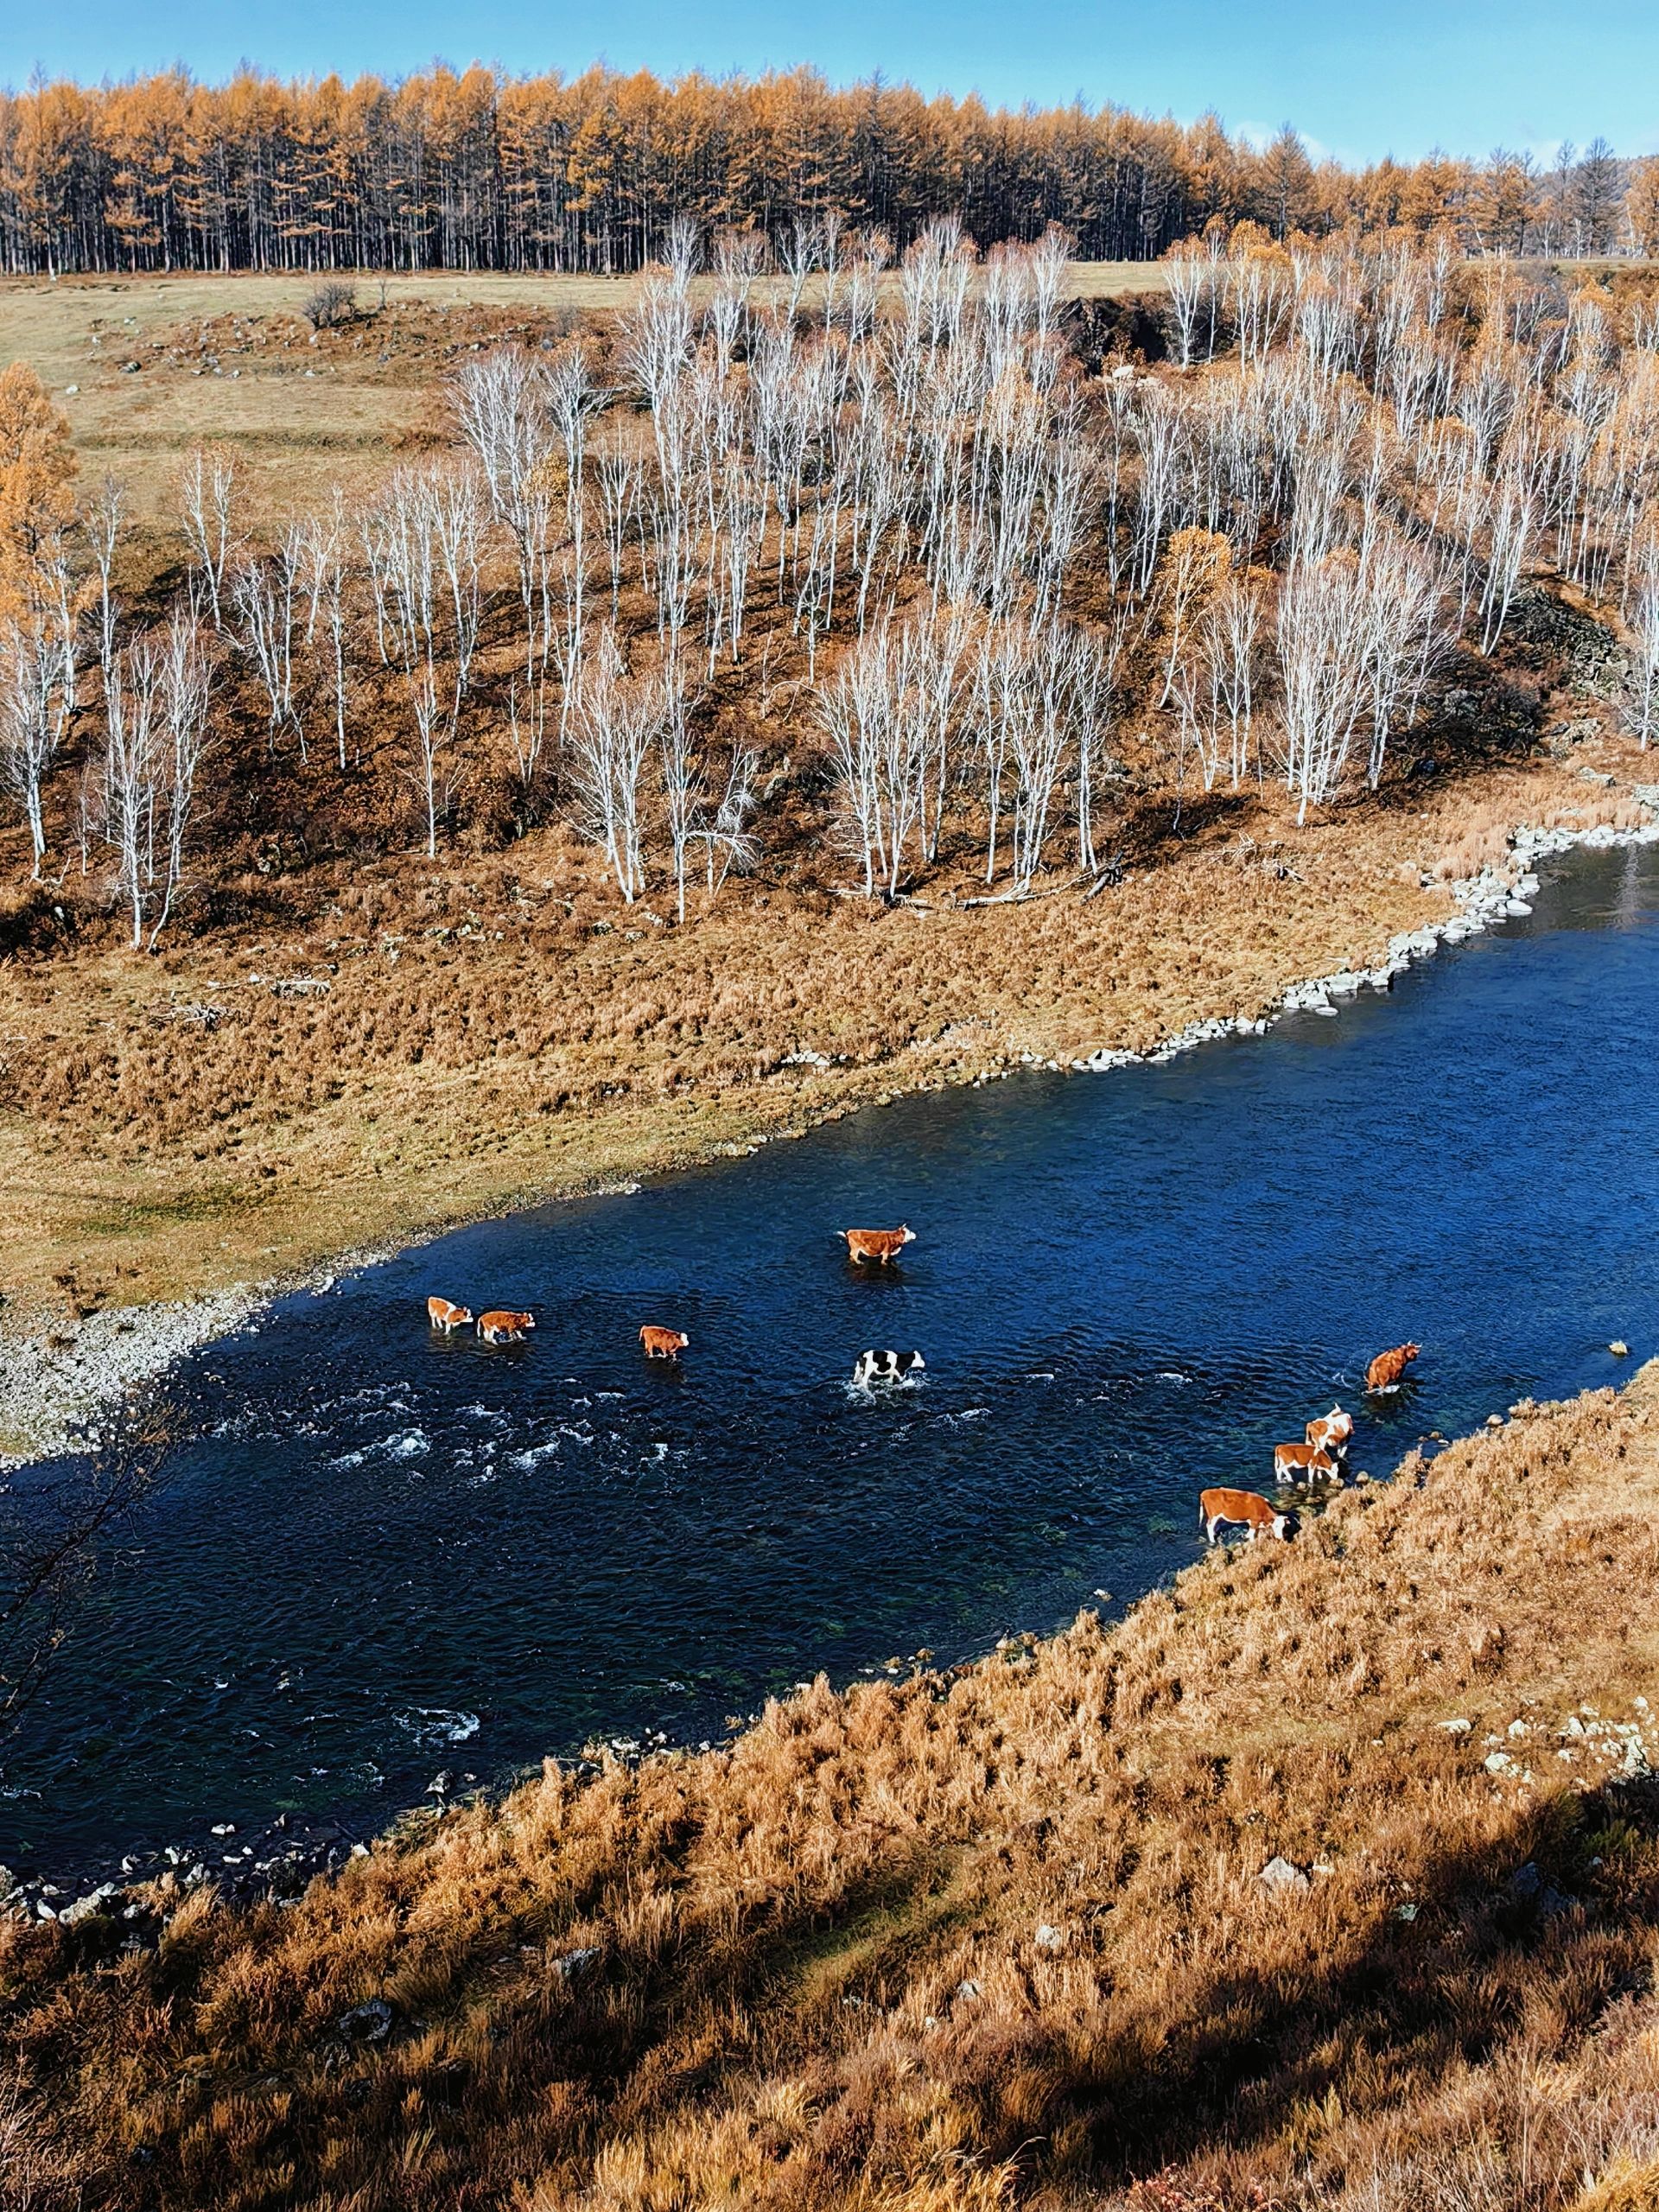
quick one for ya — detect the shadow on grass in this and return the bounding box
[66,1776,1659,2210]
[974,1777,1659,2193]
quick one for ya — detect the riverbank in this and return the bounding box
[5,1363,1658,2208]
[3,734,1656,1466]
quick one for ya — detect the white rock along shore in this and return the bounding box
[1062,798,1659,1076]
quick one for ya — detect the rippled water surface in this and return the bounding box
[4,841,1658,1871]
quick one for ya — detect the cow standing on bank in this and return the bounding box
[1199,1489,1299,1544]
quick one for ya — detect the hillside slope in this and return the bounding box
[4,1368,1659,2209]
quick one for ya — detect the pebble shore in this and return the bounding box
[0,1287,262,1468]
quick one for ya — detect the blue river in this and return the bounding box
[3,838,1656,1873]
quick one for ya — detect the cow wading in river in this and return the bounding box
[1366,1342,1421,1393]
[1273,1441,1339,1487]
[841,1226,917,1266]
[1306,1404,1353,1457]
[477,1309,536,1344]
[640,1325,690,1360]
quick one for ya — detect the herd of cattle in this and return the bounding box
[1200,1339,1421,1545]
[427,1297,689,1360]
[429,1232,1422,1551]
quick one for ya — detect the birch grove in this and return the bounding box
[96,613,215,948]
[10,228,1659,930]
[0,614,73,875]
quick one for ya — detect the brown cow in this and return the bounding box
[477,1309,536,1344]
[1274,1441,1339,1487]
[841,1225,917,1266]
[1306,1403,1353,1457]
[427,1295,474,1335]
[1366,1342,1421,1393]
[1199,1488,1298,1544]
[639,1325,690,1360]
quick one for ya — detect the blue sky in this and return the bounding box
[3,0,1655,168]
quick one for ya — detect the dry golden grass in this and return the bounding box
[0,275,603,525]
[5,1367,1659,2209]
[1576,2171,1659,2212]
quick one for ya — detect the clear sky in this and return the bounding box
[3,0,1655,168]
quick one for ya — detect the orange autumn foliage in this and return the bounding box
[0,362,77,621]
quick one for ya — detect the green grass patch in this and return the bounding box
[75,1180,265,1236]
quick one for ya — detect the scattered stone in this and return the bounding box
[956,1978,982,2001]
[1258,1856,1309,1897]
[553,1946,601,1982]
[1394,1901,1419,1922]
[334,1998,394,2044]
[59,1883,119,1925]
[1437,1718,1472,1735]
[1506,1861,1572,1916]
[1610,1341,1630,1357]
[1033,1923,1065,1951]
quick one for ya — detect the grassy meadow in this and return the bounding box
[0,264,1166,525]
